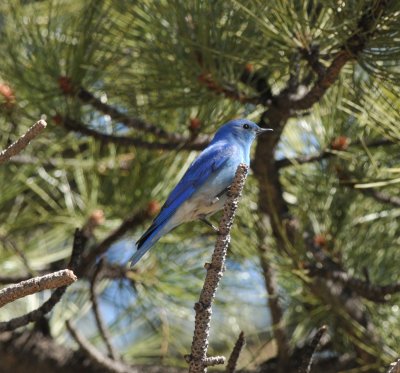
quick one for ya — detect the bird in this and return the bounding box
[129,118,272,267]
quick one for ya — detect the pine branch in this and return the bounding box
[90,259,119,360]
[0,269,76,308]
[77,87,188,142]
[225,331,245,373]
[187,164,248,373]
[291,0,390,111]
[0,119,46,164]
[60,116,208,151]
[66,320,137,373]
[0,229,86,332]
[298,326,328,373]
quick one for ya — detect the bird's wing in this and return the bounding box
[137,143,234,248]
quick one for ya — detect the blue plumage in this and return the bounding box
[129,118,272,267]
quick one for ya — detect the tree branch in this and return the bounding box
[77,87,188,143]
[0,229,86,332]
[60,116,208,151]
[66,320,137,373]
[0,119,46,164]
[291,0,390,111]
[225,331,245,373]
[0,269,76,308]
[187,164,248,373]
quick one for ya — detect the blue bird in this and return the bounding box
[129,118,272,267]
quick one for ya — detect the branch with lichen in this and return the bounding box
[0,119,46,164]
[0,269,76,308]
[0,229,86,332]
[186,164,248,373]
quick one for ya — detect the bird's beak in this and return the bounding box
[256,127,273,136]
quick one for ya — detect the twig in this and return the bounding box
[0,119,46,164]
[225,331,245,373]
[187,164,248,373]
[388,358,400,373]
[61,116,208,151]
[66,320,137,373]
[0,269,76,308]
[298,326,328,373]
[90,259,118,360]
[0,228,86,332]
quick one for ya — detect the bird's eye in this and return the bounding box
[243,124,250,130]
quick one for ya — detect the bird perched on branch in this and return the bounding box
[129,118,272,267]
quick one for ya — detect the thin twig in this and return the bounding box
[187,164,248,373]
[90,259,119,360]
[0,228,86,332]
[298,326,328,373]
[0,269,76,308]
[66,320,137,373]
[0,119,47,164]
[225,331,245,373]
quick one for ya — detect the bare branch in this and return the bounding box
[0,269,76,308]
[60,116,208,151]
[90,259,119,360]
[188,164,248,373]
[0,229,86,332]
[66,320,137,373]
[225,331,245,373]
[298,326,328,373]
[0,119,46,164]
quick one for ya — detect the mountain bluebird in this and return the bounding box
[129,118,272,267]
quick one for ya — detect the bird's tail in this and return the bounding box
[129,222,168,267]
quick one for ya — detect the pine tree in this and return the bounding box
[1,1,400,372]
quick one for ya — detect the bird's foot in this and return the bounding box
[200,217,219,234]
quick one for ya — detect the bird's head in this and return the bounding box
[213,119,273,144]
